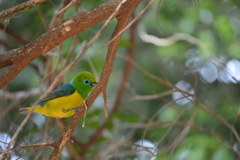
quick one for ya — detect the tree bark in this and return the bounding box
[49,0,142,159]
[0,0,141,89]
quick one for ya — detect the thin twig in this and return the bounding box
[85,54,99,80]
[151,104,190,159]
[0,0,48,19]
[64,35,78,67]
[0,23,27,44]
[103,90,108,118]
[81,1,154,151]
[162,107,198,158]
[49,0,138,159]
[43,0,127,101]
[99,0,155,49]
[112,12,137,112]
[129,90,175,101]
[57,0,82,16]
[0,0,134,88]
[0,142,55,154]
[117,54,194,97]
[0,88,45,99]
[49,0,72,29]
[200,100,240,143]
[141,97,188,144]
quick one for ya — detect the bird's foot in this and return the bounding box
[62,108,68,113]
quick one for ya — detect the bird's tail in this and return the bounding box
[19,107,31,114]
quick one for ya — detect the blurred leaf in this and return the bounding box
[157,107,178,122]
[119,39,132,48]
[105,119,114,130]
[113,112,139,122]
[214,16,233,42]
[89,120,98,128]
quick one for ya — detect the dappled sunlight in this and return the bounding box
[133,140,157,160]
[185,49,202,72]
[218,67,231,83]
[230,18,240,34]
[1,0,240,159]
[0,132,11,151]
[172,81,194,105]
[199,62,218,83]
[33,113,46,127]
[0,133,19,159]
[226,59,240,83]
[199,9,213,25]
[218,59,240,83]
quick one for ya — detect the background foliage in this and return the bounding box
[1,0,240,159]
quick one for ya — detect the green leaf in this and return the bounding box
[113,112,139,122]
[119,39,132,48]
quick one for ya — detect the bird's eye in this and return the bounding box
[84,80,90,85]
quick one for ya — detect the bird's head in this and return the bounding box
[71,72,97,98]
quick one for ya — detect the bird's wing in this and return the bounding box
[40,83,76,103]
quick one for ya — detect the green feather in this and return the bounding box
[19,71,97,118]
[39,83,75,106]
[71,71,97,98]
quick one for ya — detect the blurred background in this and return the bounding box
[1,0,240,159]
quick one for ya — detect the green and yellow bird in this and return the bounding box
[19,72,97,118]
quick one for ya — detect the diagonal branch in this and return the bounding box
[49,0,141,159]
[81,13,138,152]
[49,0,72,29]
[0,142,55,154]
[0,0,137,89]
[112,14,137,112]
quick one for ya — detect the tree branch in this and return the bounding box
[0,142,55,154]
[0,0,129,89]
[112,14,137,112]
[81,13,138,152]
[0,0,48,19]
[49,0,72,29]
[49,0,141,159]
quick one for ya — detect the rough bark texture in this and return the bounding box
[0,0,142,158]
[0,0,140,89]
[48,0,142,159]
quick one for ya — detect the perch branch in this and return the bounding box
[80,12,138,152]
[49,0,141,159]
[81,1,156,151]
[0,0,131,89]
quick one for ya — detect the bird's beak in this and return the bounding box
[91,82,97,87]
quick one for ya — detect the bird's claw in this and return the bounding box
[62,108,67,113]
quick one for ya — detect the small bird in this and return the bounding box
[19,72,97,118]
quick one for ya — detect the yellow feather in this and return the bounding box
[27,91,84,118]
